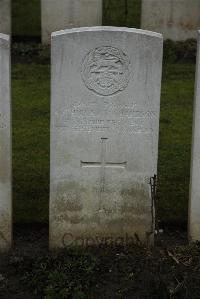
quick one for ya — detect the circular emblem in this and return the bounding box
[81,46,130,96]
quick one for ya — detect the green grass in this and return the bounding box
[158,63,195,224]
[12,62,195,224]
[12,64,50,223]
[12,0,41,37]
[103,0,141,28]
[12,0,141,38]
[11,0,193,226]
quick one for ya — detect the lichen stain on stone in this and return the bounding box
[70,215,82,224]
[54,182,83,211]
[81,214,101,225]
[0,211,11,250]
[120,186,150,215]
[50,180,153,245]
[0,138,9,183]
[51,181,97,224]
[178,20,200,30]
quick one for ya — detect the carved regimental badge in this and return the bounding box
[81,46,130,96]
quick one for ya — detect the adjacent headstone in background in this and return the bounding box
[50,27,163,248]
[0,34,12,251]
[141,0,200,41]
[41,0,102,44]
[189,31,200,242]
[0,0,11,34]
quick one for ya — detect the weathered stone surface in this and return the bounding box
[50,27,163,248]
[141,0,200,41]
[41,0,102,44]
[0,0,11,34]
[0,34,12,251]
[189,31,200,241]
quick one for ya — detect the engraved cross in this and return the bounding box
[81,138,127,201]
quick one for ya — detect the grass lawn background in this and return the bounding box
[12,64,50,223]
[11,0,195,225]
[12,0,41,38]
[12,0,141,38]
[12,62,195,225]
[7,3,199,298]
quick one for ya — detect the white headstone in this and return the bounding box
[0,0,11,34]
[141,0,200,41]
[50,27,163,248]
[0,34,12,251]
[41,0,102,44]
[189,31,200,241]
